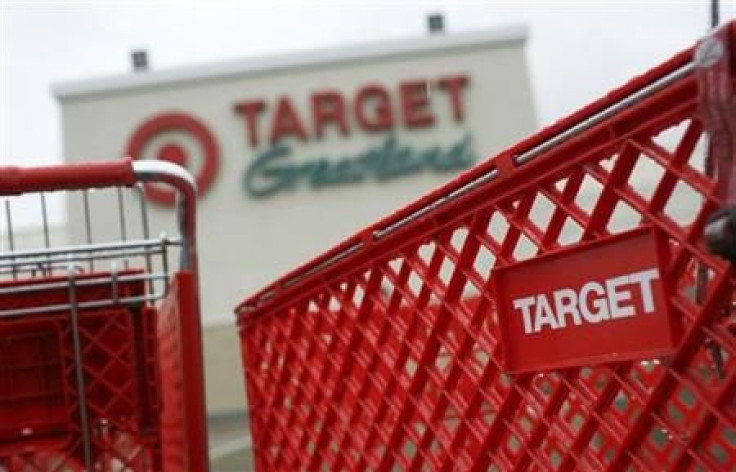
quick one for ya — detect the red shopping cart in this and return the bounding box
[0,161,209,471]
[235,24,736,471]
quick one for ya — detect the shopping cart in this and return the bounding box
[235,24,736,471]
[0,160,209,471]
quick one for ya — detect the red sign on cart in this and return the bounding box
[493,226,679,373]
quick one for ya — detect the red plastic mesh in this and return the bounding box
[237,36,736,471]
[0,274,161,471]
[156,271,207,472]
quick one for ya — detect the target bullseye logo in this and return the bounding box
[125,113,220,206]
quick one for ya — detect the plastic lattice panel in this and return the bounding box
[237,33,736,471]
[0,277,160,471]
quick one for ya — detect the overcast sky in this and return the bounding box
[2,0,735,170]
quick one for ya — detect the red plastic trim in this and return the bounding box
[0,159,135,196]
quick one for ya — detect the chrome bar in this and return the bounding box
[0,254,166,277]
[4,199,16,279]
[137,184,154,293]
[82,190,94,271]
[0,291,167,318]
[137,184,151,241]
[0,272,168,296]
[4,199,14,252]
[514,62,695,166]
[131,160,209,470]
[40,193,51,276]
[117,187,129,270]
[0,246,166,270]
[0,237,174,282]
[40,193,50,249]
[373,169,499,240]
[117,187,128,242]
[67,267,93,471]
[111,263,119,304]
[282,241,365,291]
[133,161,197,272]
[0,237,179,265]
[161,232,170,289]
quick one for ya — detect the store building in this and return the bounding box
[53,23,536,416]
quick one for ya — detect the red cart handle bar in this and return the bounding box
[0,159,197,271]
[0,159,135,195]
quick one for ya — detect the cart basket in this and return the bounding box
[235,24,736,471]
[0,160,209,471]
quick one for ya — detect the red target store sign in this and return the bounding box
[125,75,471,206]
[493,227,681,373]
[126,113,220,206]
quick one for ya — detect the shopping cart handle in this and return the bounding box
[0,159,136,196]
